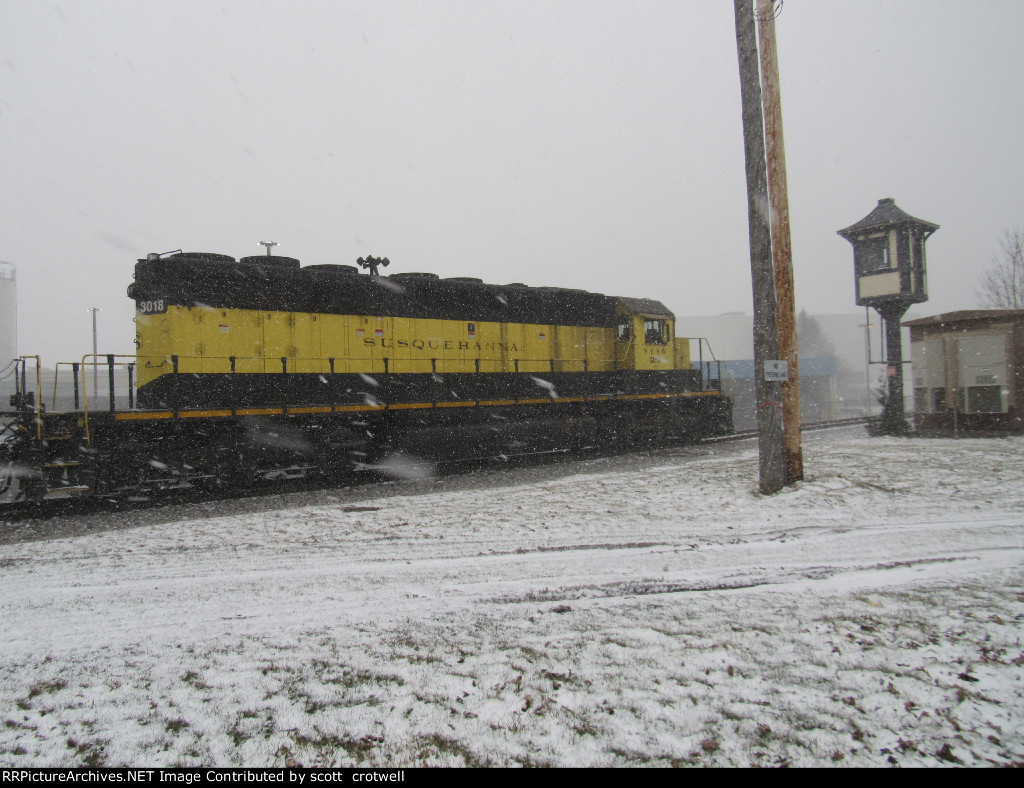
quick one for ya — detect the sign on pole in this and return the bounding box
[764,360,789,382]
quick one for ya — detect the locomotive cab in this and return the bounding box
[615,298,675,371]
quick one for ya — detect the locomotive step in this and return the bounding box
[44,485,91,498]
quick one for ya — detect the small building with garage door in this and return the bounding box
[904,310,1024,433]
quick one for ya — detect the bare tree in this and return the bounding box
[977,229,1024,309]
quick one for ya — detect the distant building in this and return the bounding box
[694,356,836,430]
[905,310,1024,433]
[676,312,893,429]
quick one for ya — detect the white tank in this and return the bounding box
[0,262,17,365]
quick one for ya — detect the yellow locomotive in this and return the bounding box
[1,252,730,501]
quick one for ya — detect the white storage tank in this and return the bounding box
[0,262,16,365]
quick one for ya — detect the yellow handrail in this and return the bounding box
[79,354,137,446]
[133,352,605,375]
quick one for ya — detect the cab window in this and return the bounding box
[644,319,668,345]
[616,315,631,342]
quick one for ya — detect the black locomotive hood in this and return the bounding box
[128,253,620,327]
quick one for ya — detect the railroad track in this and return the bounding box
[0,418,871,524]
[708,416,870,444]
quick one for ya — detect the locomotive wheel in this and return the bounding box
[209,441,251,488]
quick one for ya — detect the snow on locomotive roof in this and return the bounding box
[131,251,638,327]
[618,297,674,319]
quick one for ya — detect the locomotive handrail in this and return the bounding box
[128,351,719,414]
[132,352,655,374]
[49,357,135,416]
[80,354,137,446]
[15,356,43,440]
[51,362,80,412]
[138,353,599,364]
[687,337,724,393]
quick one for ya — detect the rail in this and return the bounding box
[0,416,873,521]
[133,343,723,391]
[709,416,871,444]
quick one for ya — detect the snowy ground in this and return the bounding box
[0,428,1022,768]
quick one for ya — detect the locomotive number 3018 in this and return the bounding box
[137,300,167,315]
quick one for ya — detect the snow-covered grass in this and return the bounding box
[1,429,1022,767]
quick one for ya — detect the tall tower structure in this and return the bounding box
[0,262,16,365]
[838,198,939,433]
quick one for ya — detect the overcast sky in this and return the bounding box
[2,0,1023,362]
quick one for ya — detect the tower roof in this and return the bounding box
[838,198,939,239]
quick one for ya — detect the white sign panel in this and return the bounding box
[764,360,789,382]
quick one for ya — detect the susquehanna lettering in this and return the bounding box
[362,338,519,352]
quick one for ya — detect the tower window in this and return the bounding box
[855,237,890,275]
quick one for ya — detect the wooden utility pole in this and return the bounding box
[734,0,785,495]
[756,0,803,483]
